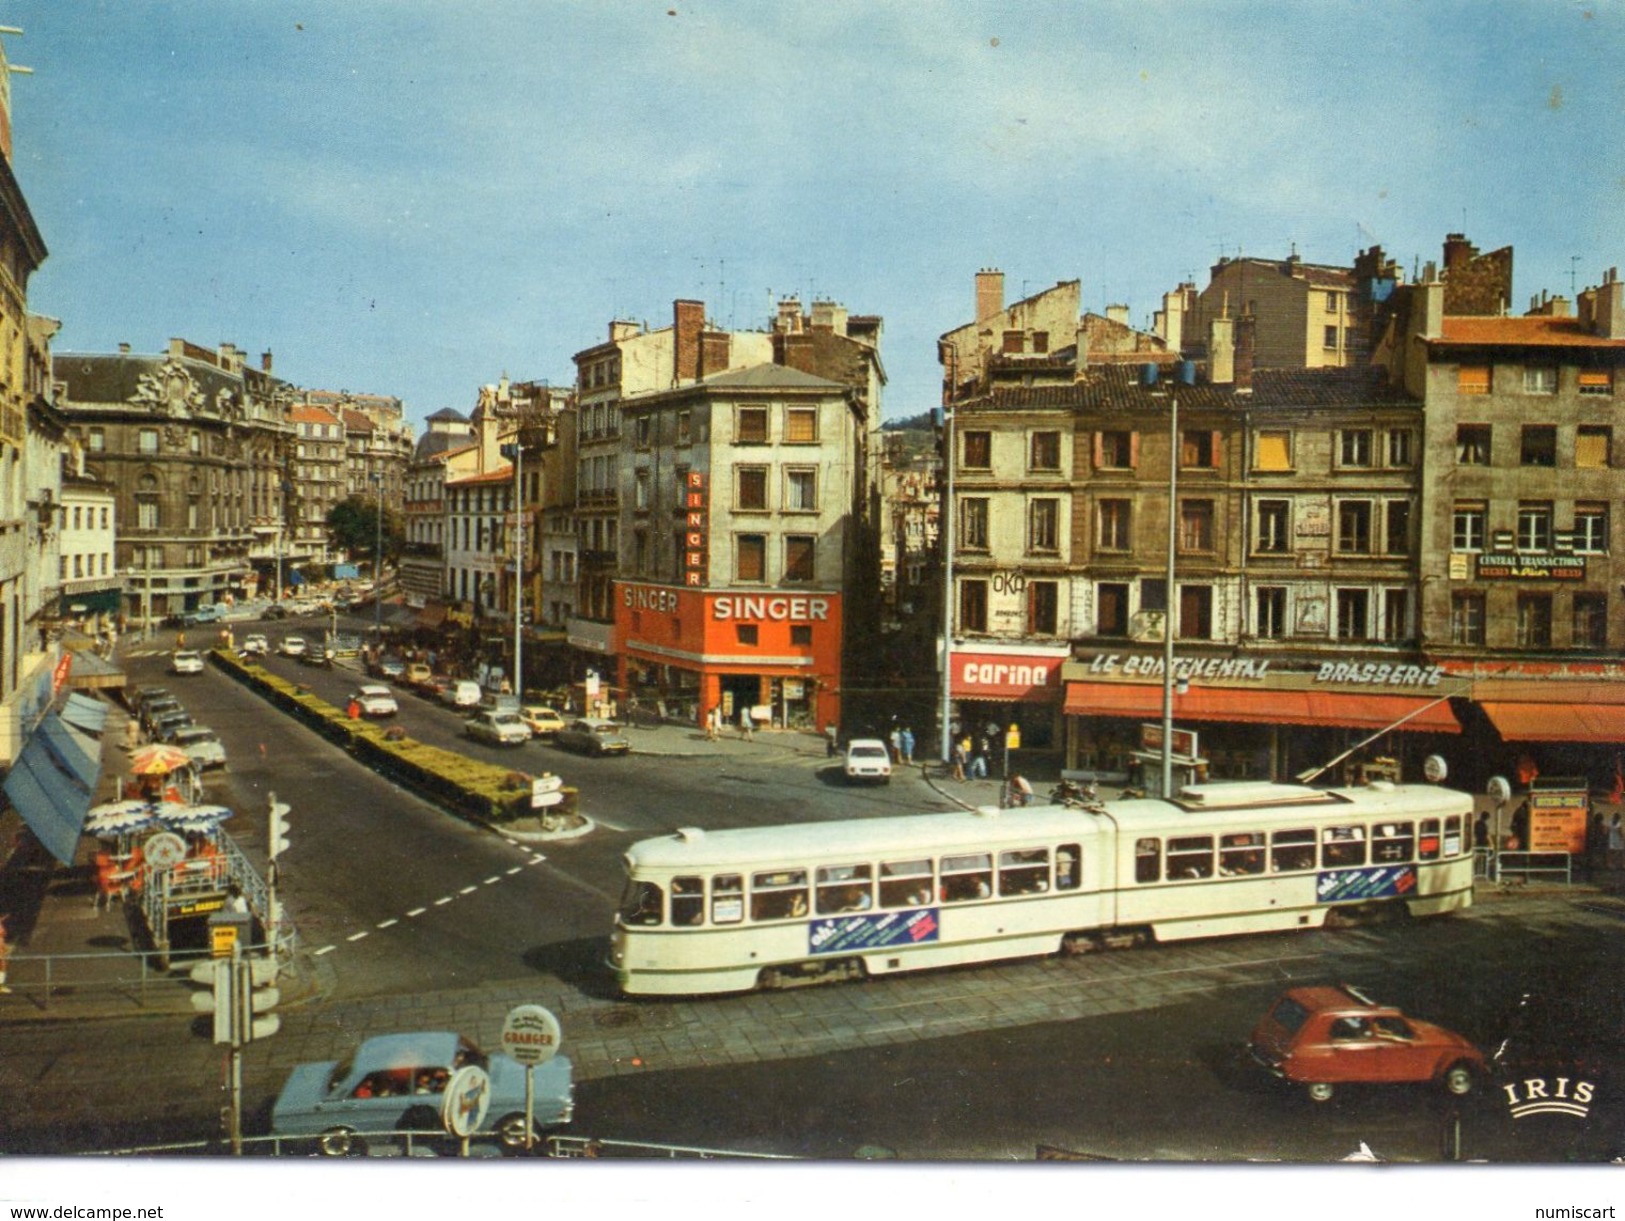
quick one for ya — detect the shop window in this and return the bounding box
[959,579,988,633]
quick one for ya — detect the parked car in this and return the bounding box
[170,650,205,675]
[554,717,631,757]
[261,603,290,620]
[1248,984,1485,1102]
[843,738,893,784]
[520,705,566,738]
[179,603,225,627]
[440,679,483,710]
[240,633,269,657]
[170,725,227,770]
[349,684,399,718]
[152,709,196,741]
[139,696,184,733]
[278,635,308,657]
[479,692,521,716]
[403,662,433,689]
[290,599,318,616]
[465,709,532,746]
[270,1030,574,1156]
[368,654,406,682]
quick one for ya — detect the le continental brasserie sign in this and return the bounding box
[1083,653,1445,687]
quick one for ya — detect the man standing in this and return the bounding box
[899,726,915,766]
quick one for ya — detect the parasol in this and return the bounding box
[128,744,195,776]
[84,800,160,837]
[154,803,233,833]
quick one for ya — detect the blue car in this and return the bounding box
[270,1030,574,1155]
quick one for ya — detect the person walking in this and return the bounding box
[969,735,989,780]
[738,707,754,741]
[888,726,902,763]
[899,726,915,766]
[824,724,838,758]
[950,736,967,782]
[705,706,720,741]
[1609,813,1625,873]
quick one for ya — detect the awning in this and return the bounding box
[67,650,126,691]
[2,712,104,865]
[416,602,447,629]
[61,692,109,735]
[1063,682,1461,734]
[1480,702,1625,743]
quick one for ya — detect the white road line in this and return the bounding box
[434,896,453,906]
[528,855,546,865]
[377,918,398,929]
[483,876,500,886]
[505,866,523,876]
[346,930,369,942]
[313,945,336,957]
[458,885,477,895]
[406,907,427,917]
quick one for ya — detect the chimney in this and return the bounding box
[699,329,731,378]
[1594,268,1625,339]
[810,300,847,335]
[1073,322,1090,376]
[261,350,273,373]
[1417,264,1445,340]
[775,297,803,334]
[1442,232,1477,271]
[975,268,1004,323]
[118,342,131,354]
[674,299,705,384]
[1158,287,1186,354]
[1105,303,1130,327]
[1234,314,1256,394]
[610,320,640,343]
[1208,314,1235,385]
[168,337,187,358]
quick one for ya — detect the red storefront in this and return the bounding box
[949,645,1069,753]
[614,582,844,732]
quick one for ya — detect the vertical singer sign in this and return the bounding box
[684,471,708,586]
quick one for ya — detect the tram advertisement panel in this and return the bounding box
[809,909,939,956]
[1316,864,1417,904]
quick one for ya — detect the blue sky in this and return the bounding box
[7,1,1623,428]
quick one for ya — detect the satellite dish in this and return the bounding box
[1486,775,1512,803]
[1422,755,1448,784]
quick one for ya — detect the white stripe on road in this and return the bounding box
[483,876,500,885]
[505,866,523,876]
[346,930,369,942]
[376,918,398,929]
[406,907,427,917]
[434,896,453,906]
[458,885,477,895]
[528,855,546,865]
[313,945,336,957]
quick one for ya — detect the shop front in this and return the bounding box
[948,644,1068,756]
[614,582,843,732]
[1062,651,1462,785]
[1440,665,1625,793]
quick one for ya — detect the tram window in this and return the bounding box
[1134,838,1161,884]
[711,874,744,924]
[1218,832,1266,876]
[1443,816,1464,856]
[1270,829,1316,873]
[879,859,934,908]
[1321,825,1367,867]
[1372,822,1415,863]
[940,853,993,903]
[1417,819,1441,861]
[671,876,705,926]
[998,848,1050,896]
[1055,844,1081,891]
[816,864,874,914]
[1166,836,1214,880]
[620,880,664,927]
[750,870,809,922]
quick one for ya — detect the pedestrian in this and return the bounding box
[705,706,720,742]
[738,708,754,741]
[176,631,186,650]
[1473,812,1490,852]
[969,735,989,780]
[824,724,838,758]
[1609,813,1625,872]
[889,726,901,763]
[950,736,967,782]
[0,915,9,993]
[347,697,361,720]
[1008,774,1034,807]
[899,726,915,766]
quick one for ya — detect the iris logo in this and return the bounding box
[1501,1076,1595,1119]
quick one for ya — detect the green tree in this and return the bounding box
[325,495,403,564]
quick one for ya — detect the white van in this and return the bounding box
[440,679,483,710]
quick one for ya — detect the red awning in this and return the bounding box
[1479,702,1625,744]
[415,603,447,629]
[1063,682,1460,734]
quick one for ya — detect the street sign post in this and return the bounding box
[441,1064,491,1157]
[502,1003,562,1151]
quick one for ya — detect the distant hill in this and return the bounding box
[881,411,938,460]
[883,410,936,433]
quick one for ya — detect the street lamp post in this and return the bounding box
[499,440,523,699]
[1160,395,1179,799]
[938,406,955,768]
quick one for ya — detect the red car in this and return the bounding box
[1249,984,1486,1102]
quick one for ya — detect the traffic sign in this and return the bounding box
[530,790,564,810]
[532,773,563,794]
[501,1004,562,1067]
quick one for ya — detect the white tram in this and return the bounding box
[609,781,1475,997]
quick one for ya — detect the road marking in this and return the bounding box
[406,907,427,917]
[434,896,453,906]
[529,855,546,865]
[376,918,398,929]
[506,866,523,876]
[459,885,477,895]
[346,930,369,942]
[483,876,500,886]
[313,945,336,957]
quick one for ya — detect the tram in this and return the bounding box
[609,780,1474,997]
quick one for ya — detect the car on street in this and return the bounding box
[403,662,434,689]
[152,709,196,741]
[1248,984,1485,1102]
[290,598,318,616]
[554,717,631,757]
[178,603,226,627]
[170,650,205,675]
[270,1030,574,1156]
[519,705,566,738]
[240,633,268,657]
[261,603,290,620]
[843,738,893,784]
[170,725,227,770]
[278,635,308,657]
[368,654,406,682]
[464,709,532,746]
[440,679,483,710]
[349,684,399,718]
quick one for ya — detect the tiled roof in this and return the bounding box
[700,363,847,391]
[292,405,342,426]
[340,408,375,432]
[967,364,1415,413]
[447,465,514,486]
[1434,316,1625,349]
[426,407,469,422]
[52,351,245,411]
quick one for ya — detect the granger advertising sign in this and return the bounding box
[808,909,939,956]
[1316,865,1417,904]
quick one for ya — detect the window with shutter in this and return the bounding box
[1254,431,1291,471]
[1457,366,1491,395]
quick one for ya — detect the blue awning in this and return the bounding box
[3,712,102,865]
[61,692,109,735]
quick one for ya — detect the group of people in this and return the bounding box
[949,732,995,781]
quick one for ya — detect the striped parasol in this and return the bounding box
[128,744,195,776]
[84,800,160,837]
[154,803,233,833]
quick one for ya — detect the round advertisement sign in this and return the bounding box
[143,831,188,870]
[440,1064,491,1138]
[501,1003,563,1067]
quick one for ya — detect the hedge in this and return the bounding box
[208,649,580,828]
